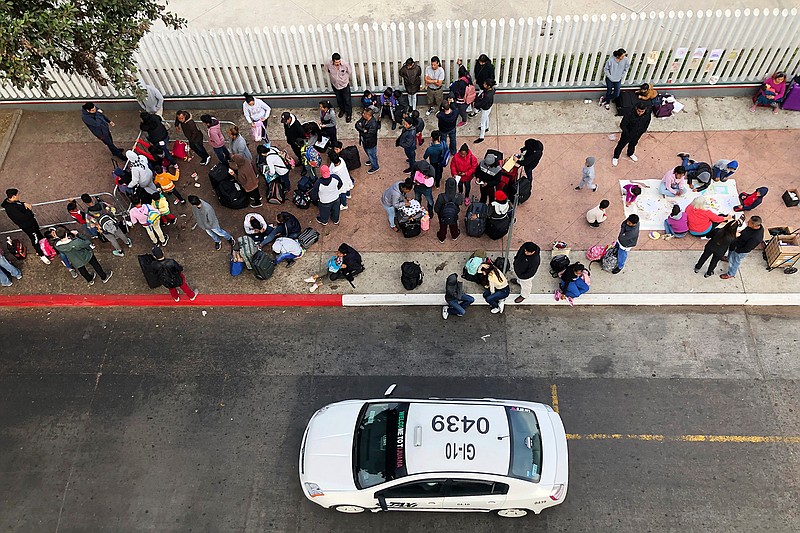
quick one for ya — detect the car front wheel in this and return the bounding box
[496,508,529,518]
[333,505,367,514]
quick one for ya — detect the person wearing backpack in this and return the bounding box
[54,227,112,286]
[472,79,495,144]
[512,242,540,303]
[257,145,292,194]
[442,272,474,319]
[433,177,463,242]
[152,246,197,302]
[396,116,417,174]
[423,130,448,188]
[81,194,132,257]
[129,196,168,247]
[449,63,473,126]
[479,262,510,314]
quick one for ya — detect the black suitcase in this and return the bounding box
[464,197,488,237]
[138,254,161,289]
[215,179,249,209]
[485,213,512,240]
[340,146,362,171]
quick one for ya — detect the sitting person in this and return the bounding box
[712,159,738,182]
[663,204,689,239]
[750,72,787,113]
[676,153,713,192]
[659,165,688,197]
[622,180,649,207]
[734,187,769,212]
[686,196,731,236]
[361,89,379,110]
[555,262,590,306]
[635,82,658,108]
[261,211,301,246]
[586,199,609,227]
[304,243,363,292]
[244,213,269,243]
[379,87,398,129]
[479,262,510,314]
[272,236,304,268]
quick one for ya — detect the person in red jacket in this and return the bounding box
[450,143,478,201]
[734,187,768,212]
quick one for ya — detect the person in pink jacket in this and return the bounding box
[200,114,230,164]
[663,204,689,239]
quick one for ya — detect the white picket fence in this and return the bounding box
[1,8,798,101]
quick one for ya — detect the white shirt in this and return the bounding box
[243,213,267,235]
[330,161,353,193]
[272,237,302,256]
[265,148,290,176]
[243,98,271,123]
[586,205,607,224]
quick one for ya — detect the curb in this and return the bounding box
[0,108,22,172]
[0,292,798,308]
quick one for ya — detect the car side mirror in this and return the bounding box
[377,493,388,511]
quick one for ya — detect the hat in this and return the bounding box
[494,190,507,202]
[280,111,291,122]
[728,160,738,169]
[484,154,497,166]
[319,165,331,178]
[151,246,164,259]
[585,156,596,166]
[126,150,138,162]
[697,171,711,183]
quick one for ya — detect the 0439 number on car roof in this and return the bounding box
[431,414,490,434]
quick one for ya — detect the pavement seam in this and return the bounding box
[0,109,22,172]
[53,464,75,533]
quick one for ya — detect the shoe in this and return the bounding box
[677,152,690,159]
[112,250,124,257]
[663,234,674,240]
[474,138,484,144]
[442,306,449,320]
[498,300,505,313]
[598,96,605,106]
[70,269,79,279]
[464,197,471,206]
[514,296,525,304]
[700,236,710,240]
[333,219,339,225]
[452,235,459,241]
[340,204,349,210]
[402,167,413,173]
[346,115,352,123]
[161,235,170,246]
[250,202,263,208]
[286,259,296,268]
[720,273,734,280]
[629,154,638,162]
[304,277,316,283]
[574,186,581,190]
[721,255,729,262]
[102,270,113,283]
[173,198,181,205]
[694,267,701,273]
[14,273,22,280]
[457,121,467,127]
[367,167,380,174]
[426,108,433,116]
[88,273,97,286]
[391,123,397,130]
[365,160,371,167]
[592,185,598,192]
[201,156,212,166]
[611,267,621,274]
[704,272,713,278]
[173,296,180,302]
[126,239,133,247]
[589,221,600,227]
[612,158,619,167]
[491,307,501,314]
[604,103,610,110]
[1,282,10,287]
[392,226,399,232]
[309,282,319,293]
[189,289,199,301]
[40,255,51,264]
[214,241,222,251]
[338,109,345,118]
[468,112,478,118]
[316,217,328,226]
[438,238,445,243]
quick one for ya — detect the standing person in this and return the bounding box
[442,273,475,319]
[424,56,445,116]
[80,102,125,159]
[575,156,597,191]
[381,178,414,232]
[151,246,198,302]
[470,54,495,117]
[436,101,459,155]
[397,116,417,173]
[2,189,50,263]
[129,196,168,247]
[514,138,544,182]
[229,126,252,161]
[449,64,472,126]
[450,143,478,199]
[325,52,353,122]
[694,220,738,278]
[354,107,380,174]
[228,153,262,208]
[586,199,610,227]
[318,100,338,145]
[479,262,510,314]
[257,144,292,194]
[472,79,495,144]
[512,242,540,303]
[140,111,175,165]
[281,111,306,161]
[423,130,447,188]
[600,48,630,110]
[187,195,235,251]
[154,164,185,205]
[126,151,158,194]
[200,115,230,164]
[475,153,502,204]
[0,246,22,287]
[412,161,436,216]
[329,152,353,210]
[174,111,211,165]
[399,58,422,110]
[53,227,112,285]
[242,92,271,143]
[660,165,689,197]
[613,214,640,274]
[613,102,650,166]
[721,216,764,279]
[433,177,463,242]
[81,194,132,257]
[312,165,343,226]
[136,80,165,119]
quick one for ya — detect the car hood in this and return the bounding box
[301,401,362,492]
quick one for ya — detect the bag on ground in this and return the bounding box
[586,244,607,262]
[397,211,423,238]
[6,237,27,260]
[601,243,619,272]
[39,238,57,260]
[401,261,423,290]
[236,235,258,269]
[340,146,362,171]
[464,196,488,237]
[230,250,244,276]
[485,213,512,240]
[297,227,320,249]
[293,189,311,209]
[251,250,275,280]
[267,180,285,204]
[549,254,570,278]
[172,140,189,160]
[137,253,162,289]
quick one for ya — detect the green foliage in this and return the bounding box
[0,0,185,93]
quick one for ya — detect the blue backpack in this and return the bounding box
[440,141,451,166]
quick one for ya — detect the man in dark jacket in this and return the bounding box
[396,116,417,173]
[305,243,363,292]
[512,241,540,303]
[354,107,380,174]
[152,246,197,302]
[2,188,49,263]
[613,214,640,274]
[442,272,475,319]
[140,112,175,165]
[515,138,543,182]
[398,58,422,110]
[721,216,764,279]
[262,211,301,246]
[472,54,496,102]
[433,177,463,242]
[281,112,306,160]
[81,102,125,159]
[613,102,651,166]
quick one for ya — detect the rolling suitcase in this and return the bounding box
[464,197,488,237]
[137,254,161,289]
[340,146,362,171]
[781,82,800,111]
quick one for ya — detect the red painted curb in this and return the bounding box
[0,293,343,308]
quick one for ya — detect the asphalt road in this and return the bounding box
[1,306,798,533]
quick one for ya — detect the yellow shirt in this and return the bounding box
[154,168,180,192]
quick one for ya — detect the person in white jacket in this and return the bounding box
[312,165,343,226]
[328,152,353,210]
[125,150,157,194]
[272,236,304,268]
[243,92,271,143]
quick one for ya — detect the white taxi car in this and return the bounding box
[299,395,568,518]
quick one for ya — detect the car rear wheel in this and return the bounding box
[333,505,367,514]
[496,508,529,518]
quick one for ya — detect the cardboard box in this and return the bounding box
[783,189,800,207]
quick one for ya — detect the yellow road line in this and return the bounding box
[566,433,800,444]
[551,384,559,414]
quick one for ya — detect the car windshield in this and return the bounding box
[354,402,409,489]
[506,406,542,482]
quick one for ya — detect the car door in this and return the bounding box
[376,479,446,511]
[441,479,509,511]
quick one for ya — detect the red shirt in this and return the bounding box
[450,151,478,181]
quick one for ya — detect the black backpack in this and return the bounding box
[549,254,570,278]
[514,176,532,204]
[440,198,459,224]
[293,189,311,209]
[340,146,362,171]
[400,261,423,290]
[251,250,276,280]
[267,180,285,204]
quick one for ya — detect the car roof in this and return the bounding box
[404,402,511,477]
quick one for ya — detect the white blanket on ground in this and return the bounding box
[620,179,740,231]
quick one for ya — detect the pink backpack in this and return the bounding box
[586,244,607,262]
[39,237,57,260]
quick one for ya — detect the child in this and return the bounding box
[575,156,597,191]
[318,100,337,146]
[379,87,397,129]
[154,164,185,205]
[361,90,378,110]
[622,180,649,207]
[586,199,609,227]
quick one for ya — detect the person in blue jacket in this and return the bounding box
[556,262,590,304]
